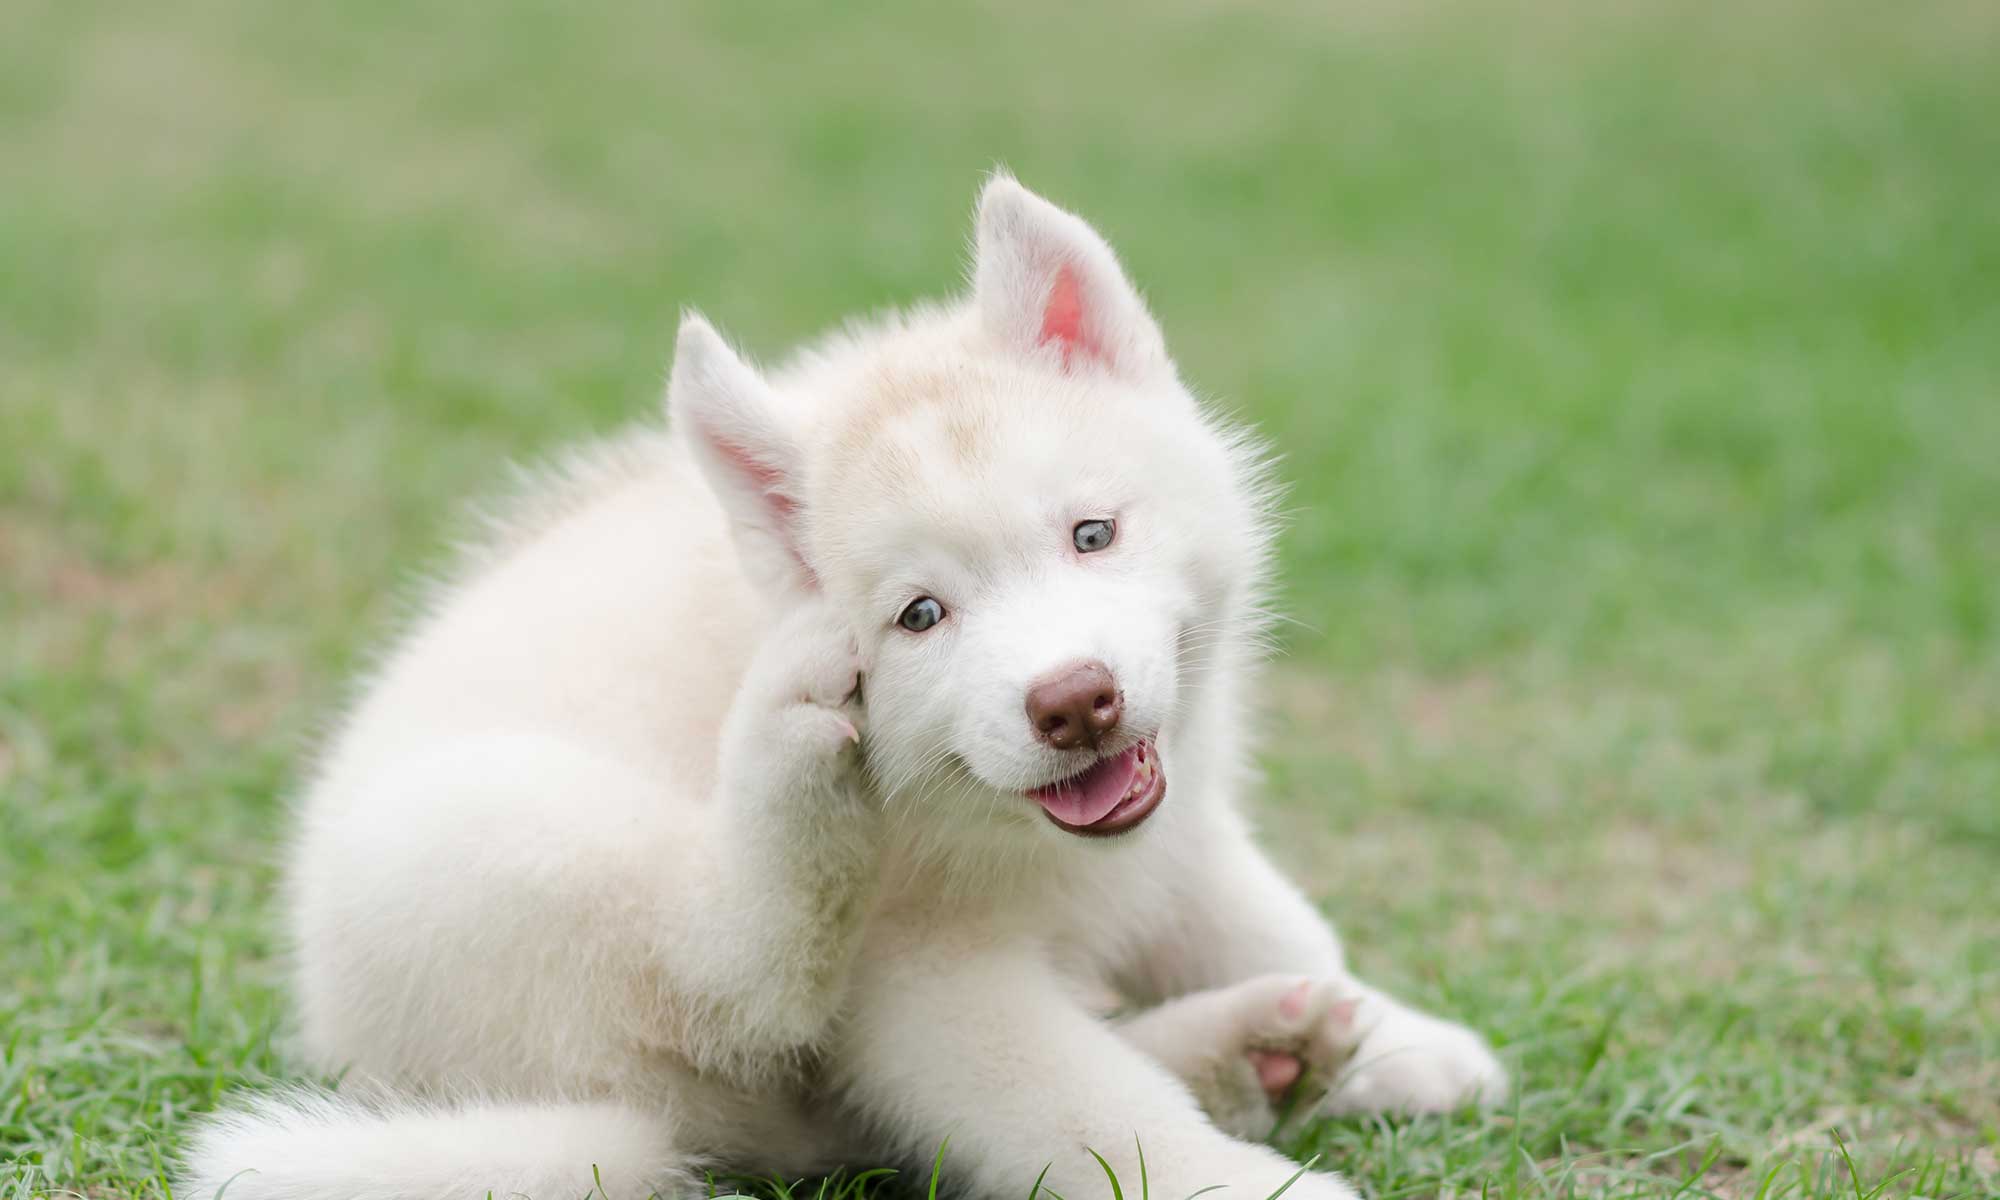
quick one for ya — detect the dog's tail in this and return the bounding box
[178,1088,699,1200]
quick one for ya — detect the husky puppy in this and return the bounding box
[183,177,1505,1200]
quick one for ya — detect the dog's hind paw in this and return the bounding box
[1322,1001,1507,1116]
[1124,975,1367,1140]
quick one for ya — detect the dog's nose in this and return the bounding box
[1026,660,1122,751]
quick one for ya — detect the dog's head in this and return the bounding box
[671,176,1275,842]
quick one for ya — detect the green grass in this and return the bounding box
[3,0,1997,1195]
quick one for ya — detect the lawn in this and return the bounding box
[2,0,1996,1196]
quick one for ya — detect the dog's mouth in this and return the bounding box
[1026,739,1165,837]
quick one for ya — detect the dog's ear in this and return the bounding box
[667,313,816,593]
[972,173,1170,380]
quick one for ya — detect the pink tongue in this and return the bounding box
[1033,747,1140,827]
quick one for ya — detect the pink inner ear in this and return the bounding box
[1038,264,1100,364]
[710,435,796,519]
[705,429,819,588]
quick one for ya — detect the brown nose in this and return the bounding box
[1026,660,1123,750]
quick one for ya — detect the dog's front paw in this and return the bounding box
[727,598,867,792]
[1322,1000,1507,1116]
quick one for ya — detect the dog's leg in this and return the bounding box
[660,596,879,1068]
[1139,820,1508,1116]
[835,939,1360,1200]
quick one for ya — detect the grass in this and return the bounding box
[2,0,1996,1195]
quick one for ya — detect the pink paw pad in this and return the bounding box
[1249,1050,1302,1097]
[1241,980,1366,1105]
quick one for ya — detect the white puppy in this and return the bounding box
[183,176,1505,1200]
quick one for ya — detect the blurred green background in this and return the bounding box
[2,0,1996,1195]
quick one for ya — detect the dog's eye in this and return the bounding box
[898,596,945,632]
[1073,519,1116,553]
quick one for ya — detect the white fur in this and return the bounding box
[181,1093,690,1200]
[182,175,1505,1200]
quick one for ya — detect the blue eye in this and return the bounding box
[1073,519,1116,553]
[898,596,945,632]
